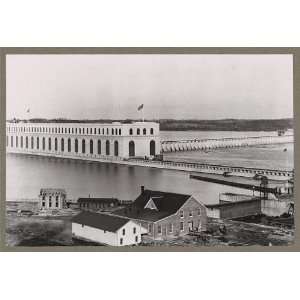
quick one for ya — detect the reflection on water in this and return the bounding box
[7,154,254,205]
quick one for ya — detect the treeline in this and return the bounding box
[9,117,293,131]
[158,118,294,131]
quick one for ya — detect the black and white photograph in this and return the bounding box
[5,53,294,248]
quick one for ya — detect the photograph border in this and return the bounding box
[0,47,298,252]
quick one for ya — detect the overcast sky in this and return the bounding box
[6,54,293,120]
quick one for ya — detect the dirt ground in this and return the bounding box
[6,213,294,247]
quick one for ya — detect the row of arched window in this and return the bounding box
[6,126,122,136]
[7,135,156,157]
[6,135,120,156]
[7,125,155,136]
[129,128,154,136]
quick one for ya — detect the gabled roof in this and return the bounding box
[135,190,191,213]
[77,198,118,204]
[72,211,129,232]
[113,190,192,222]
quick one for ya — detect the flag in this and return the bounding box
[137,104,144,111]
[26,108,30,113]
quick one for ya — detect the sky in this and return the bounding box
[6,54,293,120]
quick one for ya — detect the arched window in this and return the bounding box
[112,129,114,135]
[54,138,58,151]
[129,128,133,135]
[150,128,154,135]
[11,136,13,147]
[98,128,101,134]
[82,128,85,134]
[97,140,101,154]
[31,137,34,149]
[106,140,110,155]
[42,137,45,150]
[68,138,71,152]
[90,139,93,154]
[137,128,140,135]
[75,139,78,153]
[143,128,146,135]
[61,138,64,152]
[21,136,23,148]
[150,140,155,156]
[94,128,96,134]
[16,136,18,148]
[119,129,121,135]
[79,128,81,134]
[36,137,39,149]
[82,139,86,153]
[48,137,51,150]
[114,141,119,156]
[26,137,28,148]
[129,141,135,157]
[115,128,118,135]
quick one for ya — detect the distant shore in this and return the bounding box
[7,118,294,132]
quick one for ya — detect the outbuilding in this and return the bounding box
[71,211,145,246]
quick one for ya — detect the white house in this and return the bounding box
[71,211,146,246]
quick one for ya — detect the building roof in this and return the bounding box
[40,188,66,194]
[77,198,119,204]
[113,189,193,222]
[72,211,129,232]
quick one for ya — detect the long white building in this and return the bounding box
[6,121,161,159]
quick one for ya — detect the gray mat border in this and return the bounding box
[0,47,298,252]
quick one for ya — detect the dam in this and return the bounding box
[6,121,293,180]
[161,134,293,153]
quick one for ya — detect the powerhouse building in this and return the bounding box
[6,121,160,159]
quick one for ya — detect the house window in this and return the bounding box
[135,236,138,243]
[148,223,152,234]
[157,225,162,234]
[120,238,123,245]
[180,210,184,218]
[122,228,125,236]
[189,211,193,217]
[180,222,184,231]
[197,208,201,216]
[42,202,45,207]
[49,196,52,208]
[168,223,173,233]
[133,227,136,234]
[129,128,133,135]
[56,196,59,207]
[150,128,154,135]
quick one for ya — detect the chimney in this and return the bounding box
[141,186,145,194]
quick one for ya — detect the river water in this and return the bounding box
[6,130,294,205]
